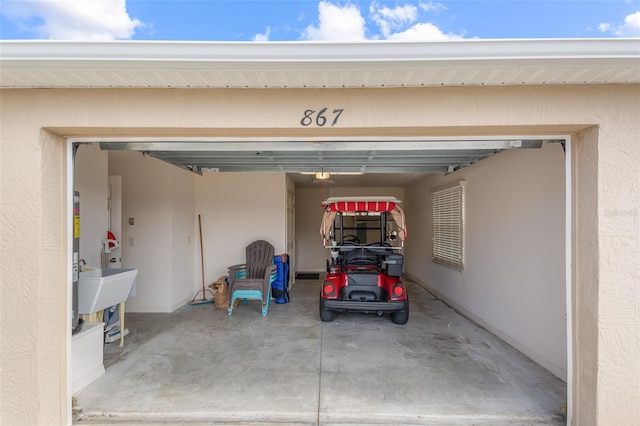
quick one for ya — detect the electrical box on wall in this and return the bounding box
[129,218,135,226]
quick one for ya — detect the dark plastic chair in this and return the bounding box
[227,240,277,316]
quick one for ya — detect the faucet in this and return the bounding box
[79,259,86,267]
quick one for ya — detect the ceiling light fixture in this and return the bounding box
[315,171,331,180]
[300,171,363,176]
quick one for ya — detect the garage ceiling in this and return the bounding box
[96,138,554,181]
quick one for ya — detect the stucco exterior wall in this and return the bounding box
[0,85,638,425]
[574,126,600,423]
[1,123,68,424]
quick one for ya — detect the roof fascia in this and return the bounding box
[1,38,639,66]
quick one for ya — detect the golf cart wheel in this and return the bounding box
[319,297,336,322]
[390,298,409,324]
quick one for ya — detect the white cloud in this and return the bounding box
[419,1,446,13]
[300,1,464,41]
[599,10,640,37]
[302,1,462,42]
[387,22,464,41]
[302,1,366,41]
[370,2,418,38]
[369,1,463,40]
[253,26,271,41]
[2,0,142,40]
[598,23,612,32]
[619,11,640,35]
[375,4,417,22]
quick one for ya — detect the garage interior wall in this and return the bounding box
[194,171,287,284]
[1,84,639,425]
[104,151,195,312]
[103,152,288,312]
[404,142,567,380]
[73,148,287,313]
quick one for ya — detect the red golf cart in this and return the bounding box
[319,196,409,324]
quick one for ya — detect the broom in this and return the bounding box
[190,214,215,305]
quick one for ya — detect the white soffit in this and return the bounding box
[1,38,639,89]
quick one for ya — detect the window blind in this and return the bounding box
[432,183,465,271]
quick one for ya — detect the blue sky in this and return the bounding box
[1,1,639,41]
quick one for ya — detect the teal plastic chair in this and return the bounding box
[227,240,277,316]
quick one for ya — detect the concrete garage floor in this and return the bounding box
[74,277,566,425]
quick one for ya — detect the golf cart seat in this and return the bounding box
[227,239,277,316]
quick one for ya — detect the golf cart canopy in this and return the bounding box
[320,196,407,245]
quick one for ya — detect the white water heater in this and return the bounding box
[72,191,81,334]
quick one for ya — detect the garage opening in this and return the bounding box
[70,135,568,424]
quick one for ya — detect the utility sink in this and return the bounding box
[78,268,137,314]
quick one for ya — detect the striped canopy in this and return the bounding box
[320,197,407,244]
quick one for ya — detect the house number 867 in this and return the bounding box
[300,108,344,127]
